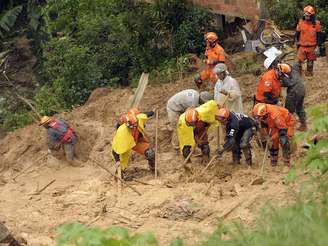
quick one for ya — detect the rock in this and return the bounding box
[251,177,265,185]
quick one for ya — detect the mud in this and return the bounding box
[0,57,327,245]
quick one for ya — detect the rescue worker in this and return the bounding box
[252,103,296,166]
[255,56,281,105]
[177,100,219,164]
[116,108,142,129]
[166,89,212,148]
[112,110,155,177]
[213,63,243,112]
[215,108,257,165]
[194,32,227,88]
[295,5,322,76]
[277,63,307,131]
[39,116,78,164]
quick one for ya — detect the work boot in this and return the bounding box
[298,121,307,132]
[271,159,278,167]
[200,144,210,164]
[242,147,252,166]
[305,61,314,77]
[270,148,279,167]
[284,159,291,167]
[201,154,209,165]
[232,153,241,165]
[145,148,155,173]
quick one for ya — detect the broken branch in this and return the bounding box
[92,159,142,196]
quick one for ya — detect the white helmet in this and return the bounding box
[264,56,277,69]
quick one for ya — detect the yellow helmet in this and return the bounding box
[39,116,51,126]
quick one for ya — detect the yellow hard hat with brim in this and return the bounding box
[39,116,51,126]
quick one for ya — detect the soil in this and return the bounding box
[0,57,327,246]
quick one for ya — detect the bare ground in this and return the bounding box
[0,57,327,246]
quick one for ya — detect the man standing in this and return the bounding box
[255,56,281,105]
[295,5,322,76]
[112,110,155,177]
[213,63,243,112]
[177,100,219,164]
[194,32,228,88]
[277,63,307,131]
[215,108,257,166]
[252,103,295,166]
[39,116,78,165]
[166,89,212,148]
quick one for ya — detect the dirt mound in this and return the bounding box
[0,57,327,245]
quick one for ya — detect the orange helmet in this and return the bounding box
[304,5,315,15]
[127,108,140,117]
[123,114,138,128]
[252,103,268,118]
[185,108,199,125]
[216,108,230,122]
[278,63,292,75]
[205,32,218,43]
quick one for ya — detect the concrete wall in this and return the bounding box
[190,0,260,19]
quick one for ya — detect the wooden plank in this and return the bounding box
[128,73,149,109]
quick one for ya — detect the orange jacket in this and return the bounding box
[296,19,321,46]
[262,104,295,137]
[255,69,281,103]
[205,43,225,65]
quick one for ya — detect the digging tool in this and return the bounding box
[251,129,272,185]
[188,154,220,182]
[93,159,142,196]
[154,108,159,179]
[217,94,230,149]
[181,131,207,167]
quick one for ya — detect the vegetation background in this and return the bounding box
[0,0,327,131]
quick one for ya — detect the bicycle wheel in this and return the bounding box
[260,29,281,45]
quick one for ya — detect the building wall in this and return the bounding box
[191,0,260,18]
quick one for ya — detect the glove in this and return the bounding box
[54,143,61,149]
[216,148,224,157]
[220,89,228,96]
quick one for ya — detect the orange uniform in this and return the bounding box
[263,104,295,147]
[130,128,150,155]
[255,69,281,104]
[296,19,321,62]
[200,44,225,83]
[260,104,295,165]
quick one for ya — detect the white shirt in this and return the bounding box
[214,75,243,113]
[167,89,199,113]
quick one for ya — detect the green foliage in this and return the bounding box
[41,38,103,108]
[0,97,34,131]
[34,84,64,115]
[263,0,328,34]
[57,223,158,246]
[33,0,213,114]
[149,54,193,84]
[0,5,23,38]
[297,104,328,174]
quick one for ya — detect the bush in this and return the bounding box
[41,38,103,108]
[0,96,34,131]
[57,223,158,246]
[30,0,214,117]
